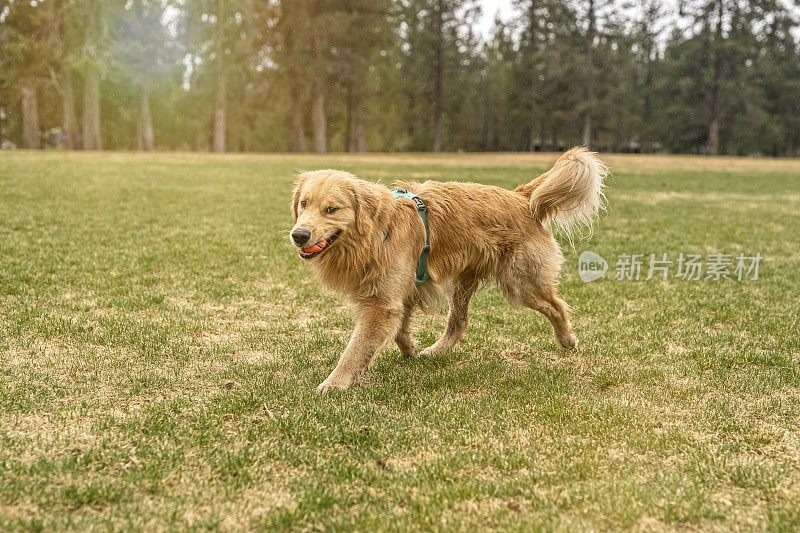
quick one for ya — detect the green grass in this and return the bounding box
[1,151,799,531]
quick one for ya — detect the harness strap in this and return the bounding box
[392,188,430,285]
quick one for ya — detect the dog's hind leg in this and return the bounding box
[500,240,577,350]
[316,303,403,392]
[508,283,577,350]
[529,289,577,350]
[395,301,417,357]
[419,276,479,356]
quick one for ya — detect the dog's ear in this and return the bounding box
[291,174,308,223]
[350,181,381,235]
[357,184,380,218]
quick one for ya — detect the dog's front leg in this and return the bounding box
[316,304,402,392]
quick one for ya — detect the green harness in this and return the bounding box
[392,188,430,285]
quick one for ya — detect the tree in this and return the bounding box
[659,0,757,155]
[181,0,270,152]
[20,76,39,148]
[0,1,54,148]
[582,0,596,146]
[634,0,665,151]
[213,0,226,152]
[431,0,444,151]
[277,0,308,152]
[751,0,800,155]
[116,0,180,151]
[80,0,107,150]
[574,0,620,147]
[1,0,798,155]
[517,0,541,150]
[397,0,480,151]
[285,25,306,152]
[311,21,328,153]
[706,0,726,155]
[513,0,582,150]
[326,0,392,152]
[50,0,81,149]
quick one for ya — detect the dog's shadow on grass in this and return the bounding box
[365,342,582,400]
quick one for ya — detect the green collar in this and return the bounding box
[392,188,430,285]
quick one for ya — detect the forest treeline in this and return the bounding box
[1,0,799,155]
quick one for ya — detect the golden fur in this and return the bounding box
[289,147,608,392]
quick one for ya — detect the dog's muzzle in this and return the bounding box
[298,231,341,259]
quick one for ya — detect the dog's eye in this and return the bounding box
[299,200,307,209]
[326,207,338,214]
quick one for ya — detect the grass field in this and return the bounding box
[1,150,799,531]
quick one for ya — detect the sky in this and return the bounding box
[476,0,800,42]
[475,0,693,42]
[477,0,517,38]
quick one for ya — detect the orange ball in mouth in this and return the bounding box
[302,239,329,254]
[298,231,341,259]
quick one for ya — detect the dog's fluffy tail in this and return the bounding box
[517,147,608,238]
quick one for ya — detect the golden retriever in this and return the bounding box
[289,148,608,392]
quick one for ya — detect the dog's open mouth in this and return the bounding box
[299,232,341,259]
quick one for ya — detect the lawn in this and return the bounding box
[1,150,799,531]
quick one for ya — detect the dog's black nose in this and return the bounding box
[291,228,311,245]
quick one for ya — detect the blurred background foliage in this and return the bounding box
[0,0,798,155]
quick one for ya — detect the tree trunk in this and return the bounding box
[213,86,226,153]
[81,0,102,151]
[707,112,720,156]
[346,89,355,153]
[707,0,724,155]
[21,77,40,149]
[212,0,226,153]
[582,0,595,147]
[528,127,538,152]
[642,45,653,151]
[527,0,537,152]
[61,75,79,149]
[355,115,367,152]
[138,85,155,151]
[405,8,418,142]
[346,81,367,153]
[288,82,306,152]
[311,73,327,153]
[407,92,416,140]
[51,0,80,150]
[136,119,143,151]
[284,18,306,153]
[486,114,497,151]
[640,2,658,152]
[310,30,326,153]
[82,66,102,150]
[431,0,444,152]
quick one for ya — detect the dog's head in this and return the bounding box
[289,170,380,260]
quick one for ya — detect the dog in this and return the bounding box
[289,148,608,392]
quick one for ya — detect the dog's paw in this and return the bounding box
[418,345,441,357]
[559,333,578,350]
[399,343,418,357]
[315,374,354,393]
[395,336,418,357]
